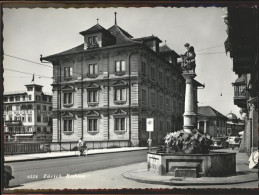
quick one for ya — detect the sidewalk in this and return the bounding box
[5,147,148,163]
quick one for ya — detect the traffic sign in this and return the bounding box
[146,118,154,132]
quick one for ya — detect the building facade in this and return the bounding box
[42,17,189,148]
[197,106,228,137]
[226,112,244,136]
[3,83,53,142]
[224,7,258,154]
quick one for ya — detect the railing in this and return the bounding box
[234,85,247,98]
[4,140,132,155]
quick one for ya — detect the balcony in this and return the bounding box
[233,77,247,109]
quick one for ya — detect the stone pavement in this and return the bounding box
[4,149,258,190]
[5,147,148,162]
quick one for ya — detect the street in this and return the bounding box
[5,150,148,187]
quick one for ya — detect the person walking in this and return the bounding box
[77,138,84,156]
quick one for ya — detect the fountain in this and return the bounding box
[147,44,236,178]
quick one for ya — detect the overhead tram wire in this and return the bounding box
[4,54,53,68]
[196,51,226,55]
[4,68,52,79]
[196,45,224,52]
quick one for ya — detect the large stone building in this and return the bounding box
[41,16,202,148]
[3,83,53,142]
[224,7,258,154]
[197,106,228,137]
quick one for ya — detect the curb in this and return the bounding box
[122,169,258,186]
[5,148,148,163]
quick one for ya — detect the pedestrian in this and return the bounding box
[77,138,84,156]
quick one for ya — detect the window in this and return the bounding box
[142,89,147,105]
[159,71,163,83]
[14,116,17,121]
[15,96,20,101]
[37,115,41,122]
[173,100,176,112]
[64,67,73,77]
[115,118,125,131]
[36,87,41,92]
[28,104,33,110]
[173,79,176,91]
[114,88,126,101]
[37,105,41,110]
[29,95,32,100]
[16,105,20,110]
[88,37,92,45]
[115,60,126,72]
[88,119,97,132]
[4,97,8,102]
[166,76,170,87]
[22,116,26,122]
[93,36,98,43]
[151,66,155,80]
[7,106,12,111]
[63,93,73,104]
[88,91,98,103]
[166,98,170,110]
[151,92,156,107]
[49,97,52,102]
[43,115,48,123]
[43,105,47,111]
[22,95,25,101]
[27,87,33,91]
[8,115,12,121]
[142,118,146,130]
[142,62,146,75]
[167,121,170,131]
[42,96,47,102]
[37,127,41,133]
[28,115,32,122]
[89,64,98,74]
[160,121,163,131]
[159,95,163,109]
[49,106,52,111]
[9,97,14,102]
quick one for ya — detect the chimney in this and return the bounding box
[114,12,117,25]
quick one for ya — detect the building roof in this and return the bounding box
[108,25,135,44]
[79,23,108,35]
[133,35,162,43]
[25,83,43,87]
[159,44,172,52]
[4,91,27,95]
[226,112,238,120]
[198,106,228,119]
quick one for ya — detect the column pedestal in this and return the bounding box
[182,72,197,134]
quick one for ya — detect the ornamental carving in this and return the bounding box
[114,130,126,135]
[87,131,99,136]
[86,73,99,78]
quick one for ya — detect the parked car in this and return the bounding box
[4,165,14,188]
[211,137,229,149]
[226,136,242,147]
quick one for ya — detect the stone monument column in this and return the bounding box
[182,72,196,133]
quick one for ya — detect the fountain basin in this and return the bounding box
[147,151,236,177]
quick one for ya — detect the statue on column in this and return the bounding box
[180,43,196,73]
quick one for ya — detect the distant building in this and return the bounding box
[41,15,204,148]
[197,106,228,137]
[226,112,244,136]
[3,83,53,142]
[224,7,258,154]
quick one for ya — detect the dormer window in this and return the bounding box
[64,67,72,78]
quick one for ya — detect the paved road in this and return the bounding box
[5,150,148,187]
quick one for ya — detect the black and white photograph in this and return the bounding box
[1,3,258,192]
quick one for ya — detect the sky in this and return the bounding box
[3,7,241,117]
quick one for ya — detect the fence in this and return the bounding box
[4,140,132,155]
